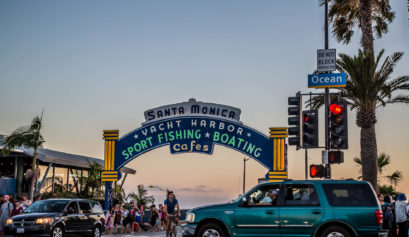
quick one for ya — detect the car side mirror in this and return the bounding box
[67,208,74,215]
[239,197,248,207]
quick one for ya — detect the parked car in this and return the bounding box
[6,198,105,237]
[183,180,387,237]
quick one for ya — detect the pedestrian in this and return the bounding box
[395,193,408,237]
[20,194,32,210]
[11,201,23,217]
[127,203,137,233]
[51,192,58,199]
[120,205,129,233]
[0,195,14,237]
[8,194,15,207]
[105,207,114,235]
[382,195,394,235]
[135,203,142,232]
[34,195,41,202]
[158,203,166,230]
[149,204,159,231]
[113,204,122,234]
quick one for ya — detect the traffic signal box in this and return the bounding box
[329,100,348,149]
[302,110,319,148]
[310,164,326,178]
[288,93,301,148]
[328,151,344,164]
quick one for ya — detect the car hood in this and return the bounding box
[12,212,59,220]
[189,202,236,213]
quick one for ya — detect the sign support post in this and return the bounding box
[324,0,331,178]
[102,130,119,211]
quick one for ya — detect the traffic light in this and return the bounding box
[288,92,301,148]
[329,100,348,149]
[310,164,326,178]
[302,110,319,148]
[328,151,344,164]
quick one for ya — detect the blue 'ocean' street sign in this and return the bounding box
[308,72,347,88]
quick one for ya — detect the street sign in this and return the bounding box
[317,49,336,72]
[322,150,328,164]
[308,72,346,88]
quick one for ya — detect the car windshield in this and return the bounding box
[23,200,69,213]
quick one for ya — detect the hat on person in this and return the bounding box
[397,193,407,201]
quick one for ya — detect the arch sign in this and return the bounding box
[102,99,288,210]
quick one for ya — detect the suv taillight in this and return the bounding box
[375,210,383,225]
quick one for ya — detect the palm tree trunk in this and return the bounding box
[359,0,374,52]
[360,124,378,191]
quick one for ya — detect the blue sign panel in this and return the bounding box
[308,72,347,88]
[114,116,275,170]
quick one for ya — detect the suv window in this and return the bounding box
[79,201,92,214]
[322,183,378,207]
[66,201,79,214]
[283,184,320,206]
[90,200,103,214]
[247,184,280,206]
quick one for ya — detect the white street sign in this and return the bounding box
[317,49,336,72]
[322,150,328,164]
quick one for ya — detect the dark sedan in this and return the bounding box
[7,198,105,237]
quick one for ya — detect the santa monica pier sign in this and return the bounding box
[101,99,288,209]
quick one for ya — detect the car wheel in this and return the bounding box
[51,225,64,237]
[91,226,101,237]
[197,223,226,237]
[321,225,351,237]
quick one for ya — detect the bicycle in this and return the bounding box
[168,213,178,237]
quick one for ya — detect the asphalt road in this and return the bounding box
[103,226,184,237]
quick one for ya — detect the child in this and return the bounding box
[105,207,114,235]
[149,204,159,231]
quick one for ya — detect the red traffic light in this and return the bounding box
[303,114,309,122]
[310,164,325,178]
[329,103,343,115]
[310,166,318,176]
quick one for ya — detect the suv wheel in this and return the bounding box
[51,225,64,237]
[197,223,226,237]
[321,225,351,237]
[91,226,101,237]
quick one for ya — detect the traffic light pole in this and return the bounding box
[324,0,331,179]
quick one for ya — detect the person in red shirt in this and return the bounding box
[11,201,23,216]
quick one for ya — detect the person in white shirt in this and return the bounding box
[20,194,32,210]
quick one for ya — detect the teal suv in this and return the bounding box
[182,180,387,237]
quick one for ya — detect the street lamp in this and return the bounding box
[243,157,250,194]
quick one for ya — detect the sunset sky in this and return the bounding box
[1,1,408,208]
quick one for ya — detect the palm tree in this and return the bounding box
[79,161,103,199]
[353,152,390,176]
[309,50,409,191]
[323,0,395,52]
[112,182,126,204]
[127,184,155,206]
[379,184,396,196]
[385,171,403,188]
[1,114,44,201]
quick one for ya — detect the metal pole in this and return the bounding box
[243,158,249,194]
[305,149,308,180]
[324,0,331,178]
[52,164,55,193]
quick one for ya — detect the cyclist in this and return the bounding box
[164,191,181,237]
